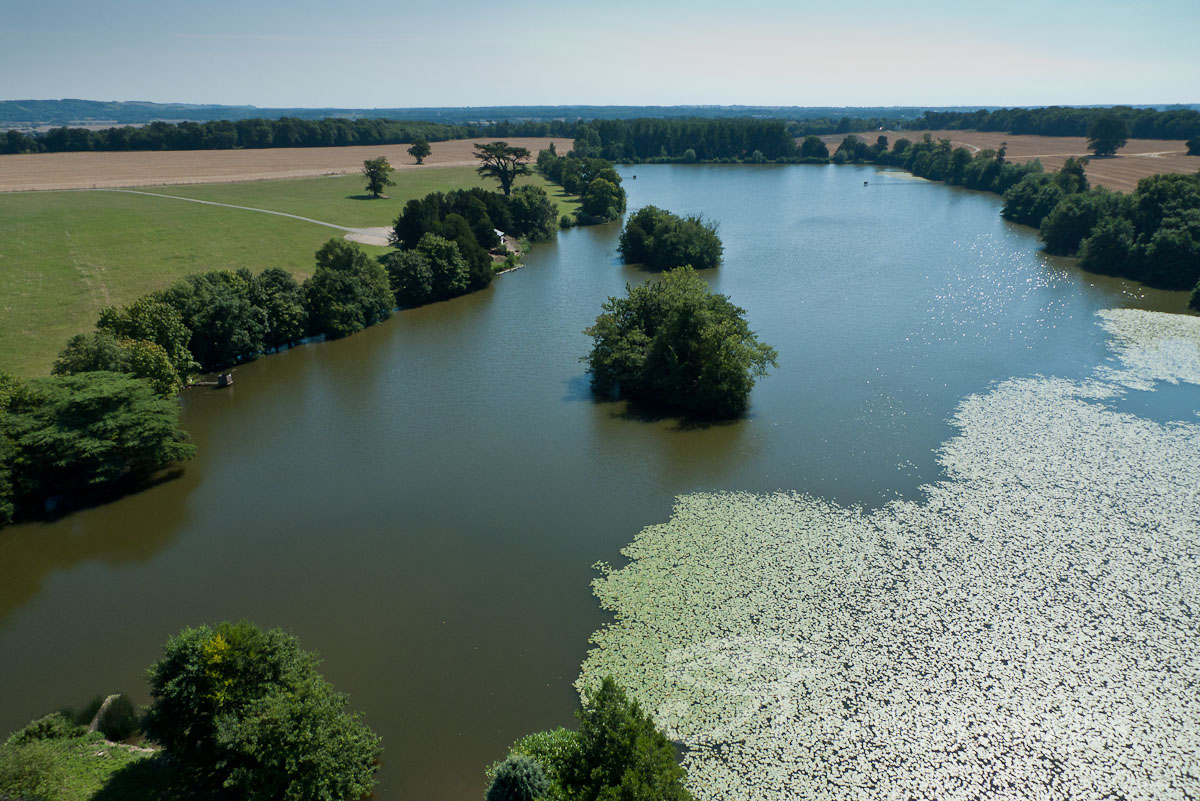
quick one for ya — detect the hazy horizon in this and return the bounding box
[2,0,1197,109]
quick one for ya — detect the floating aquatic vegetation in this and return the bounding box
[580,309,1200,801]
[1095,308,1200,390]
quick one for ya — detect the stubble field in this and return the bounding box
[821,130,1197,192]
[0,137,574,192]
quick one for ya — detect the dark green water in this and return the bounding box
[0,164,1189,800]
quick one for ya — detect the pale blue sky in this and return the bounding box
[2,0,1197,107]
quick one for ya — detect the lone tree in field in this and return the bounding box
[474,141,532,196]
[1087,113,1130,157]
[408,138,431,164]
[362,156,395,198]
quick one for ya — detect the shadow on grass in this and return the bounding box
[93,754,228,801]
[346,194,390,201]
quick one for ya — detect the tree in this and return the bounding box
[1188,136,1200,156]
[1087,113,1130,157]
[97,296,196,381]
[362,156,395,198]
[486,755,549,801]
[53,330,181,397]
[508,184,557,241]
[144,621,381,801]
[251,268,307,351]
[474,141,532,196]
[4,372,195,512]
[303,239,394,339]
[560,677,695,801]
[407,138,431,165]
[584,267,777,418]
[382,233,470,306]
[579,178,626,224]
[618,206,723,271]
[162,270,265,370]
[1190,279,1200,312]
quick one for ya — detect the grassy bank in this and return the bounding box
[0,166,578,377]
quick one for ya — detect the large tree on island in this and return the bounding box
[362,156,395,198]
[1087,113,1130,157]
[474,141,532,196]
[584,266,776,419]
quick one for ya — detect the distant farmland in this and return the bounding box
[821,130,1197,192]
[0,137,574,192]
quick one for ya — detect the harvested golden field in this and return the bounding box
[0,137,574,192]
[821,130,1198,192]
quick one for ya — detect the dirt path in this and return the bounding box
[91,188,393,245]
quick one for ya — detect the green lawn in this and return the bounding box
[0,168,579,377]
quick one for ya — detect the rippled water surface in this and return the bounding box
[0,164,1189,800]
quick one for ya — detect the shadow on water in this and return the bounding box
[0,471,190,625]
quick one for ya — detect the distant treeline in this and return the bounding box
[0,118,476,154]
[0,98,937,127]
[573,118,799,162]
[909,106,1200,140]
[832,134,1200,296]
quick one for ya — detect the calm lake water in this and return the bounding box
[0,164,1189,800]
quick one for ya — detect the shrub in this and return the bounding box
[485,754,548,801]
[1190,280,1200,312]
[0,740,66,801]
[5,714,80,747]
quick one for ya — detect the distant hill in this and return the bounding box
[4,100,1198,132]
[0,100,956,130]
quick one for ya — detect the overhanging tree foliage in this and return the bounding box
[584,267,777,419]
[2,371,195,515]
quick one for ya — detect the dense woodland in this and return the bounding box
[909,106,1200,140]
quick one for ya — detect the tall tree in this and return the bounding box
[407,138,431,164]
[474,141,532,196]
[1087,113,1130,157]
[362,156,395,198]
[144,621,380,801]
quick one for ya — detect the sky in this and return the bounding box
[2,0,1197,109]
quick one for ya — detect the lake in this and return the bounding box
[0,164,1189,800]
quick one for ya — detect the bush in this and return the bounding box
[1190,280,1200,312]
[485,754,548,801]
[559,214,573,229]
[0,740,66,801]
[583,267,777,419]
[5,714,80,747]
[1188,136,1200,156]
[144,621,380,801]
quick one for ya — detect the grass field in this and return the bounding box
[0,167,579,377]
[820,130,1198,192]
